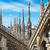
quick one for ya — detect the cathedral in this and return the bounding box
[0,0,50,50]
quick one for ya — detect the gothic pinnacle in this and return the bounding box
[28,2,30,21]
[22,9,24,24]
[21,9,25,39]
[40,0,44,16]
[48,0,49,4]
[0,9,2,13]
[10,18,12,31]
[17,16,18,25]
[19,13,21,25]
[13,18,16,36]
[26,2,32,40]
[0,9,2,26]
[17,13,21,39]
[48,0,49,2]
[41,0,43,2]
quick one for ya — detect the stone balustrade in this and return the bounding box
[0,25,29,50]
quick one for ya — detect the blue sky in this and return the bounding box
[0,0,48,27]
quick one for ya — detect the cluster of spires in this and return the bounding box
[0,0,49,40]
[10,2,32,40]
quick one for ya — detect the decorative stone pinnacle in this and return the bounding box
[10,18,12,31]
[41,0,43,2]
[28,2,30,21]
[17,16,18,24]
[19,13,21,25]
[22,9,24,16]
[48,0,49,2]
[0,9,2,13]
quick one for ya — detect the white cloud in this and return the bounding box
[0,2,40,12]
[9,14,11,16]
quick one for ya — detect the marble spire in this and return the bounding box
[26,2,32,40]
[17,13,21,39]
[40,0,44,16]
[21,9,25,40]
[13,18,16,36]
[0,9,2,26]
[48,0,49,4]
[10,18,12,32]
[16,16,18,37]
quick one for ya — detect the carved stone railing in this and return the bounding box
[28,3,50,50]
[0,25,29,50]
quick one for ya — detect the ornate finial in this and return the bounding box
[10,18,12,31]
[48,0,49,2]
[0,8,2,26]
[40,0,44,16]
[28,2,30,21]
[22,9,24,17]
[48,0,49,4]
[14,18,16,24]
[0,9,2,12]
[22,9,24,22]
[41,0,43,2]
[17,16,18,24]
[0,9,2,14]
[19,13,21,25]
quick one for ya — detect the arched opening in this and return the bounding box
[0,47,2,50]
[41,40,47,50]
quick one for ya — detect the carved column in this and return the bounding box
[1,36,8,50]
[36,36,40,50]
[46,44,50,50]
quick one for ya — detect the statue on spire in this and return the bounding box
[40,0,44,16]
[41,0,43,2]
[28,2,30,22]
[0,8,2,26]
[48,0,49,2]
[48,0,49,4]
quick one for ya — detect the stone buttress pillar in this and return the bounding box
[46,44,50,50]
[1,36,8,50]
[36,36,40,50]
